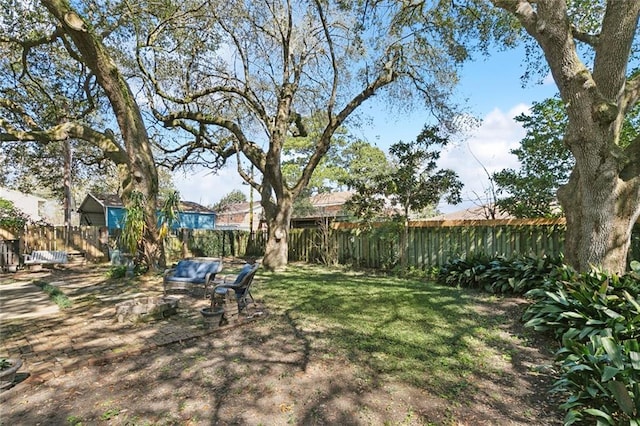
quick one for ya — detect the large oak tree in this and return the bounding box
[0,0,163,270]
[138,0,507,270]
[491,0,640,273]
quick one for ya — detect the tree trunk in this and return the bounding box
[492,0,640,274]
[261,195,294,271]
[558,146,640,274]
[40,0,163,271]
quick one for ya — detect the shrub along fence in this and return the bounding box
[164,229,264,261]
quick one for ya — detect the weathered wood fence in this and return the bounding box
[1,225,106,262]
[328,219,567,269]
[4,219,638,270]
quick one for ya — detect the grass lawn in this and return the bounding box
[257,263,543,403]
[1,262,560,425]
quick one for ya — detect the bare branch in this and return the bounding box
[161,111,266,171]
[621,71,640,116]
[292,64,399,195]
[314,0,339,118]
[0,98,41,129]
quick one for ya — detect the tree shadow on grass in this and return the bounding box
[0,263,563,425]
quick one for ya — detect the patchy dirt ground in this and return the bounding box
[0,264,563,425]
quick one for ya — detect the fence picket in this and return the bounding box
[7,219,638,271]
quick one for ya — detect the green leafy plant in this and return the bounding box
[66,414,84,425]
[158,190,181,240]
[523,266,640,424]
[119,190,146,258]
[0,198,30,233]
[552,335,639,425]
[100,408,120,421]
[106,265,128,279]
[0,358,12,369]
[437,254,562,294]
[524,266,640,341]
[35,281,72,309]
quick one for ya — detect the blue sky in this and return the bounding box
[174,45,559,213]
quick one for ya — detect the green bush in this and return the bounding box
[437,254,562,295]
[524,266,640,341]
[524,265,640,425]
[106,265,128,279]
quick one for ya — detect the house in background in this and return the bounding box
[214,201,263,231]
[215,191,355,230]
[424,204,514,221]
[291,191,353,228]
[0,187,65,225]
[77,193,216,231]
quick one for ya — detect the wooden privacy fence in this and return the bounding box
[8,220,638,270]
[288,219,568,269]
[11,225,106,262]
[164,229,261,261]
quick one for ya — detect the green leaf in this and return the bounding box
[622,290,640,311]
[583,408,614,424]
[561,311,584,319]
[602,308,622,319]
[563,409,581,425]
[601,337,624,369]
[607,381,635,416]
[629,351,640,370]
[601,366,620,381]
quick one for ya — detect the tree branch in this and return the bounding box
[292,63,399,195]
[621,71,640,116]
[314,0,339,118]
[0,120,127,164]
[161,111,266,171]
[571,26,599,46]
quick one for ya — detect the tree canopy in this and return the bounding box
[493,97,574,218]
[132,0,509,269]
[346,125,463,222]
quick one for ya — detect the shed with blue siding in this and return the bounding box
[78,193,216,230]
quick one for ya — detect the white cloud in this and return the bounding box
[438,104,529,212]
[173,164,250,208]
[543,72,555,85]
[174,105,531,214]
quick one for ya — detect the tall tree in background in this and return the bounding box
[491,0,640,273]
[138,0,510,270]
[0,0,163,270]
[281,114,351,195]
[493,97,574,218]
[347,126,463,267]
[212,189,247,213]
[494,97,640,219]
